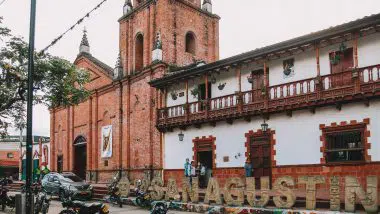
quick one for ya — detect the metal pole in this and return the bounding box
[19,128,22,181]
[26,0,37,213]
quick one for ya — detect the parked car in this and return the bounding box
[41,172,93,201]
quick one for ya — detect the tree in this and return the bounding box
[0,17,90,137]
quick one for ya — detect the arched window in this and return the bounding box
[135,33,144,71]
[185,32,196,55]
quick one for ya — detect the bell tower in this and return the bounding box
[118,0,220,75]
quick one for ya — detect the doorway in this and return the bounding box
[57,155,63,173]
[249,133,272,189]
[73,136,87,180]
[197,151,213,169]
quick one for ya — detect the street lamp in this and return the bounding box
[261,119,269,132]
[178,131,184,142]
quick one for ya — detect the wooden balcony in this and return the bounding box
[157,65,380,131]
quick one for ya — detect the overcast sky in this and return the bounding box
[1,0,380,136]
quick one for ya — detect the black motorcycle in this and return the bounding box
[33,185,51,214]
[0,178,15,211]
[150,201,170,214]
[59,186,109,214]
[104,176,122,208]
[134,180,151,208]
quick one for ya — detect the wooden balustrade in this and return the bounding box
[209,94,237,110]
[360,64,380,83]
[321,70,353,90]
[242,89,263,104]
[157,64,380,129]
[269,78,316,100]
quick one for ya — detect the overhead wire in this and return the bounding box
[40,0,109,54]
[0,0,7,7]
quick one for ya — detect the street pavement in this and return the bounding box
[0,200,195,214]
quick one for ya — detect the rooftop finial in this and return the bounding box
[114,52,124,79]
[123,0,133,15]
[79,27,90,54]
[202,0,212,13]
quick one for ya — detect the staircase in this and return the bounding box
[8,181,24,192]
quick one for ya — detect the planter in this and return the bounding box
[247,76,253,84]
[352,69,359,78]
[170,92,177,100]
[218,83,226,90]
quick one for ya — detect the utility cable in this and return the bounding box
[40,0,109,54]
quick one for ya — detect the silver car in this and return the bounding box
[41,172,93,201]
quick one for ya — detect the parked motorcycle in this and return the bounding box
[59,186,109,214]
[104,176,122,208]
[150,201,170,214]
[134,180,151,208]
[33,185,51,214]
[0,178,15,211]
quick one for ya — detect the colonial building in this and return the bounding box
[51,0,380,193]
[50,0,219,182]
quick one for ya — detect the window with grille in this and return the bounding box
[324,125,365,163]
[7,153,14,158]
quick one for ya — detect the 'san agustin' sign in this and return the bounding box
[117,175,378,213]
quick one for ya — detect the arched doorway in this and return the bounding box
[73,136,87,180]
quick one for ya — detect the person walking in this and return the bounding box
[244,159,253,177]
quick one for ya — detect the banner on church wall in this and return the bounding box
[101,125,112,158]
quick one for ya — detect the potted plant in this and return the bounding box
[351,67,359,78]
[190,86,199,98]
[218,82,226,90]
[330,52,341,65]
[261,83,267,96]
[247,74,253,83]
[170,91,177,100]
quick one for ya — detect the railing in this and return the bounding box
[360,64,380,83]
[209,94,237,110]
[157,64,380,127]
[269,78,316,99]
[321,70,353,90]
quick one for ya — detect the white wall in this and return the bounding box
[358,32,380,68]
[211,70,238,98]
[164,100,380,169]
[166,84,186,107]
[268,49,317,86]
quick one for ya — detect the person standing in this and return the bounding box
[189,160,196,185]
[200,164,206,188]
[244,159,253,177]
[184,158,191,177]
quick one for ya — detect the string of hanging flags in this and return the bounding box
[40,0,108,54]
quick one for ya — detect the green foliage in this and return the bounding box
[0,16,90,136]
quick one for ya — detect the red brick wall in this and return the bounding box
[52,0,219,183]
[272,162,380,190]
[164,162,380,195]
[0,151,19,166]
[119,0,219,74]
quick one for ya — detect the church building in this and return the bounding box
[51,0,380,193]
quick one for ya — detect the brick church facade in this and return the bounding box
[50,0,219,182]
[51,0,380,194]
